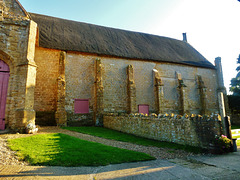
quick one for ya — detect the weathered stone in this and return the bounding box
[127,65,137,113]
[55,51,67,126]
[104,114,222,149]
[197,75,207,114]
[177,72,189,115]
[0,1,37,130]
[95,59,104,125]
[153,69,164,114]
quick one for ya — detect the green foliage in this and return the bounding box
[8,133,155,166]
[214,135,232,153]
[230,54,240,96]
[228,95,240,110]
[62,126,205,153]
[231,125,240,129]
[218,135,232,148]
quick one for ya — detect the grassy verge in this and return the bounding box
[237,139,240,146]
[62,126,204,153]
[8,133,155,167]
[231,126,240,146]
[232,134,240,146]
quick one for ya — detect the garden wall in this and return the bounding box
[103,113,222,148]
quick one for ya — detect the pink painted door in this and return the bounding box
[138,104,149,115]
[0,60,10,130]
[74,99,89,114]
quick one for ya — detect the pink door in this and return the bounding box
[0,60,9,130]
[138,104,149,115]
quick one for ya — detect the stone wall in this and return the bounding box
[33,47,59,126]
[33,49,220,126]
[65,52,95,113]
[103,113,222,148]
[34,47,59,111]
[0,0,37,130]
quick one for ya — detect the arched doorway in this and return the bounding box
[0,60,9,130]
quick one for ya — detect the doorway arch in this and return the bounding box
[0,60,10,130]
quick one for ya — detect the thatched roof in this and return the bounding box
[30,13,215,69]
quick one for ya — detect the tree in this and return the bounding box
[230,54,240,96]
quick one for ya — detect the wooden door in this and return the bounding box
[0,60,9,130]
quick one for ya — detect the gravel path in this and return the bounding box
[0,126,200,166]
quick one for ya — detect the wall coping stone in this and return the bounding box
[103,112,222,122]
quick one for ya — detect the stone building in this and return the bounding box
[0,0,228,134]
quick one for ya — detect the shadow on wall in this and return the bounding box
[35,111,56,126]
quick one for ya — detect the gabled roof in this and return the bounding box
[30,13,215,69]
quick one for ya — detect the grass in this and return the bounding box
[232,134,240,146]
[231,127,240,146]
[8,133,155,167]
[62,126,204,153]
[237,139,240,146]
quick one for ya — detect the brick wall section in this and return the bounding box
[156,63,219,114]
[65,52,95,125]
[103,114,222,148]
[34,51,220,124]
[101,58,128,112]
[65,52,95,112]
[34,47,59,111]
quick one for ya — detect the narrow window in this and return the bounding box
[74,99,89,114]
[138,104,149,115]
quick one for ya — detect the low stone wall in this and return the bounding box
[67,112,94,126]
[103,113,222,148]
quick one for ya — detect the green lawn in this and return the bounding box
[232,134,240,146]
[62,126,204,153]
[231,127,240,146]
[8,133,155,167]
[237,139,240,146]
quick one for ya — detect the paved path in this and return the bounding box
[1,151,240,180]
[0,127,239,179]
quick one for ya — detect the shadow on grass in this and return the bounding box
[8,133,155,167]
[62,126,205,154]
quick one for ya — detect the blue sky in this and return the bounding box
[18,0,240,93]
